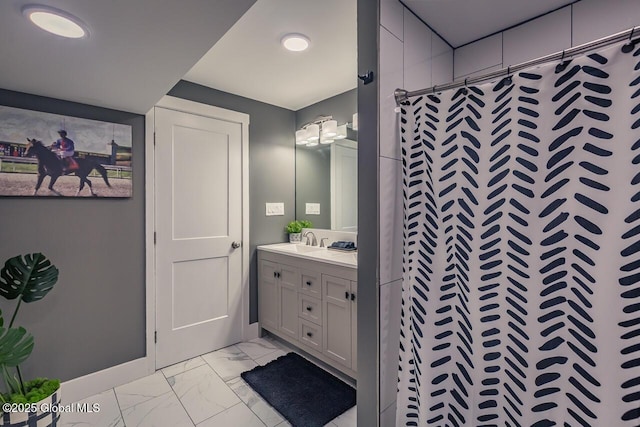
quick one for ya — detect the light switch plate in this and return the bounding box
[306,203,321,215]
[265,203,284,216]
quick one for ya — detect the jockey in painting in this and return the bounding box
[51,130,79,172]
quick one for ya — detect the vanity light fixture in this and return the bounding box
[297,115,356,148]
[320,135,334,145]
[23,5,89,39]
[321,120,337,138]
[281,33,310,52]
[295,129,309,145]
[306,123,320,141]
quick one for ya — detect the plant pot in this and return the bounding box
[1,389,61,427]
[289,233,302,243]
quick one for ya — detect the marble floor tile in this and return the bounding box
[162,355,206,378]
[253,349,288,366]
[236,337,282,360]
[201,344,258,381]
[59,389,124,427]
[120,391,193,427]
[332,406,357,427]
[169,363,240,424]
[114,371,172,410]
[197,402,265,427]
[226,377,284,427]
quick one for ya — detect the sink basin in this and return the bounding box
[258,243,357,268]
[265,243,325,254]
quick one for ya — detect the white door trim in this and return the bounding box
[145,95,253,375]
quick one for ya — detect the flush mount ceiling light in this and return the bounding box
[281,33,310,52]
[22,5,89,39]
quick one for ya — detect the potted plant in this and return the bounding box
[286,220,313,243]
[0,253,60,427]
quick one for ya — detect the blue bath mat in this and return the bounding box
[241,352,355,427]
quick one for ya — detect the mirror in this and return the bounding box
[295,137,357,231]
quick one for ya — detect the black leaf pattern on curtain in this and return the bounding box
[619,44,640,423]
[397,40,639,427]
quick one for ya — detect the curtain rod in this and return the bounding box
[395,26,640,106]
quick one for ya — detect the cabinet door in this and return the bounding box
[351,281,357,372]
[258,260,278,330]
[323,274,352,368]
[278,264,300,339]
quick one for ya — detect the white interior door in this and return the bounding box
[155,103,244,369]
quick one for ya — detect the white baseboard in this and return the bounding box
[246,322,260,341]
[62,323,258,404]
[61,357,152,404]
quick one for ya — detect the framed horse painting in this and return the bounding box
[0,105,132,197]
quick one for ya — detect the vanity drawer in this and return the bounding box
[299,294,322,326]
[300,269,321,298]
[299,318,322,352]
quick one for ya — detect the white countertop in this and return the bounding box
[257,243,357,268]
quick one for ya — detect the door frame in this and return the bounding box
[145,95,254,374]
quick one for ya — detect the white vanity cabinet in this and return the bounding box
[258,260,300,339]
[257,246,357,378]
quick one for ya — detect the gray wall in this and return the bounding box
[168,81,296,324]
[294,89,357,227]
[357,0,380,424]
[0,89,145,382]
[295,146,331,229]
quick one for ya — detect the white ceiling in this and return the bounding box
[0,0,255,114]
[0,0,581,114]
[403,0,577,47]
[183,0,358,111]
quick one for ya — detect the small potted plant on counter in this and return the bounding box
[0,253,60,427]
[286,220,313,243]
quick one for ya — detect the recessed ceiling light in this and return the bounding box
[22,5,89,39]
[281,34,310,52]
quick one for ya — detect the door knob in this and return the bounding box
[231,241,241,249]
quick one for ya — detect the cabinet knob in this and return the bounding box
[345,291,349,299]
[306,306,312,311]
[306,281,312,286]
[306,332,313,337]
[351,293,356,301]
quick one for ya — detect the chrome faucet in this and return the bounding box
[303,231,317,246]
[320,237,329,248]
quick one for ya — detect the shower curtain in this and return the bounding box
[396,40,640,426]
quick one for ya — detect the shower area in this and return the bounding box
[377,2,640,426]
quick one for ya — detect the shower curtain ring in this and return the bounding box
[622,27,638,53]
[561,50,566,63]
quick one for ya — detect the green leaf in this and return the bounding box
[0,327,34,367]
[0,253,58,303]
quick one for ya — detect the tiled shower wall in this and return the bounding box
[378,1,454,425]
[378,0,640,426]
[454,0,640,80]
